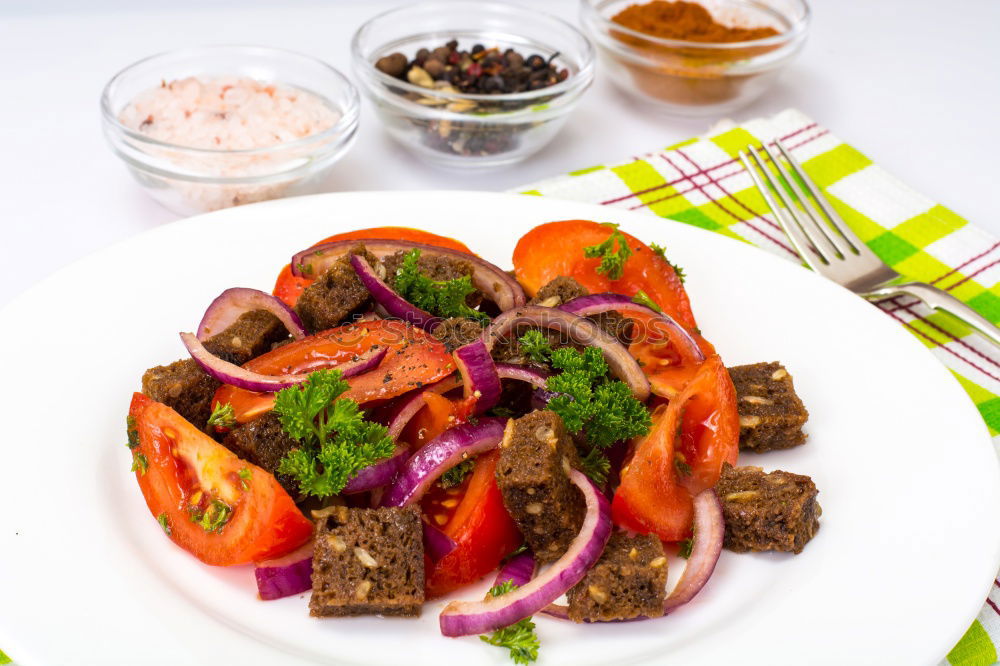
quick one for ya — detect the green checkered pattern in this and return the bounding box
[520,109,1000,666]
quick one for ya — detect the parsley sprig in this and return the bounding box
[207,402,236,429]
[583,224,632,280]
[274,369,395,498]
[480,581,540,665]
[632,290,662,314]
[651,242,686,284]
[518,334,651,483]
[439,459,474,489]
[393,249,488,323]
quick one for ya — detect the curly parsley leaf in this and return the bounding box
[207,402,236,429]
[126,415,140,449]
[524,342,651,475]
[632,290,663,314]
[157,512,171,536]
[274,369,395,498]
[393,249,489,323]
[481,582,540,665]
[583,223,632,280]
[650,242,686,284]
[678,538,693,559]
[189,498,232,534]
[579,447,611,486]
[518,329,552,363]
[131,452,149,475]
[439,459,474,489]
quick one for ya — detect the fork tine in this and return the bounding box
[748,145,835,265]
[759,142,850,259]
[740,147,826,271]
[774,138,867,256]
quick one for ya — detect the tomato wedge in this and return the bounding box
[512,219,697,330]
[673,355,739,494]
[274,227,474,307]
[423,450,522,598]
[214,319,454,423]
[403,392,476,450]
[128,393,312,566]
[612,355,738,541]
[612,403,694,542]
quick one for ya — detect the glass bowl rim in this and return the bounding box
[581,0,811,51]
[350,0,596,104]
[100,44,360,156]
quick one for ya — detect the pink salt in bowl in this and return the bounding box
[101,45,360,216]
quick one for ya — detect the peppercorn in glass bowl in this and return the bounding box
[101,46,360,215]
[581,0,809,116]
[351,1,595,168]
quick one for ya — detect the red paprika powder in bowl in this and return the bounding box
[580,0,809,115]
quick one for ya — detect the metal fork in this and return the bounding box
[738,139,1000,349]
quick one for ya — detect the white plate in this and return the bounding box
[1,191,997,666]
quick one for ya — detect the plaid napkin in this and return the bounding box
[516,108,1000,666]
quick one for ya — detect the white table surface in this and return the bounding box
[2,0,998,308]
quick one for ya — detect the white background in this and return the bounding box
[1,0,998,307]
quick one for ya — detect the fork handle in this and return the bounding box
[864,281,1000,349]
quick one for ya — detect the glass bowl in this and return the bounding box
[581,0,809,117]
[101,45,360,216]
[351,1,595,169]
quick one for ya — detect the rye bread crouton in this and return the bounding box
[716,464,821,554]
[310,505,424,617]
[295,245,377,334]
[383,250,483,308]
[222,411,298,495]
[728,362,809,452]
[527,275,634,346]
[201,309,290,366]
[141,359,220,432]
[566,531,667,622]
[432,317,485,351]
[529,276,589,307]
[496,410,584,564]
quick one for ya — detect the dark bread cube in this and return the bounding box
[310,506,424,617]
[496,410,584,564]
[728,362,809,452]
[383,250,482,308]
[567,531,667,622]
[201,309,290,366]
[222,411,298,495]
[432,317,485,351]
[141,358,220,432]
[716,464,820,554]
[295,245,377,334]
[529,276,589,307]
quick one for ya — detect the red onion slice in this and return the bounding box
[493,551,536,589]
[662,489,724,613]
[454,340,502,413]
[385,376,463,441]
[482,306,650,401]
[254,539,314,600]
[290,239,525,311]
[197,287,306,341]
[341,444,410,494]
[381,418,508,508]
[560,293,704,364]
[350,254,438,331]
[180,332,387,392]
[495,363,551,390]
[439,468,612,636]
[425,522,459,563]
[541,488,724,622]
